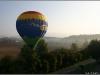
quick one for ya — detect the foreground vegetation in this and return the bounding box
[0,39,100,74]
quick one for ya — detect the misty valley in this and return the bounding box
[0,34,100,74]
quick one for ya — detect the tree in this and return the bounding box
[56,51,63,69]
[18,44,38,73]
[41,59,49,73]
[44,52,57,72]
[70,43,79,51]
[36,39,48,56]
[0,56,13,74]
[86,40,100,60]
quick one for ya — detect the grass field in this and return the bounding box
[0,45,21,59]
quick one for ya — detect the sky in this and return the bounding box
[0,1,100,38]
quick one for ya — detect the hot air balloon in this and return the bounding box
[16,11,48,49]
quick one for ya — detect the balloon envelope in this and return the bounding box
[16,11,48,47]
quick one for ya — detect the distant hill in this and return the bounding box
[44,34,100,50]
[1,34,100,51]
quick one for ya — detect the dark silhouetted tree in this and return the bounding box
[0,56,13,74]
[70,43,79,51]
[86,40,100,60]
[36,39,48,56]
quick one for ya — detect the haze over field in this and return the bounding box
[1,34,100,51]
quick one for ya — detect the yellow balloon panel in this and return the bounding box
[17,11,47,21]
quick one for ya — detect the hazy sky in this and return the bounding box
[0,1,100,37]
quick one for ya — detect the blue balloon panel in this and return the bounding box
[16,19,48,38]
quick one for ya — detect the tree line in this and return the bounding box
[0,39,100,74]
